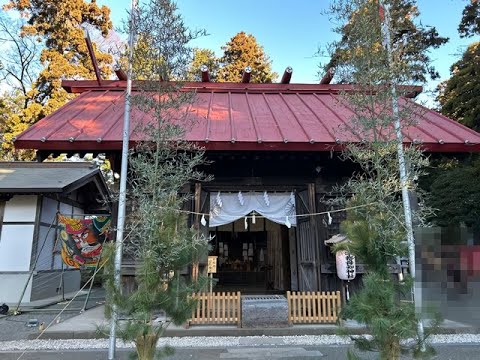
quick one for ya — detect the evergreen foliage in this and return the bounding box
[325,0,448,83]
[437,42,480,132]
[422,157,480,233]
[129,0,205,82]
[458,0,480,37]
[186,48,219,81]
[427,5,480,235]
[217,31,277,83]
[327,1,439,358]
[104,1,209,359]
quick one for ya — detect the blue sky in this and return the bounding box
[98,0,477,105]
[1,0,476,105]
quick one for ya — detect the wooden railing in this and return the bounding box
[188,291,241,327]
[287,291,341,324]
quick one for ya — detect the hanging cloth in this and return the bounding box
[209,191,296,228]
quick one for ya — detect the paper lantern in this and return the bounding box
[336,251,356,281]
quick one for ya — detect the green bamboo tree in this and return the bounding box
[103,1,209,359]
[326,1,441,359]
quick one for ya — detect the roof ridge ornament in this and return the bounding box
[242,67,252,84]
[200,65,209,82]
[281,66,293,84]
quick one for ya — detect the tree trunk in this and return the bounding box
[380,337,400,360]
[136,333,160,360]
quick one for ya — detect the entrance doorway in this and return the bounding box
[209,216,290,294]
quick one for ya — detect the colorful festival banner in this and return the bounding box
[58,214,111,268]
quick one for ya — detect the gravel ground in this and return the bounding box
[1,334,480,351]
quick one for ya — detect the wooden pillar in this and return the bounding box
[192,183,202,282]
[289,227,299,291]
[308,183,321,291]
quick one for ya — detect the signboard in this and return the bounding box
[207,256,218,274]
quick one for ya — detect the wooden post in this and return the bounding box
[320,67,335,84]
[289,227,299,291]
[242,66,252,83]
[114,66,128,80]
[84,30,102,86]
[280,66,293,84]
[308,183,321,291]
[192,183,202,282]
[200,65,210,82]
[236,291,241,327]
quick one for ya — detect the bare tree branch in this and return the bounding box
[0,13,42,103]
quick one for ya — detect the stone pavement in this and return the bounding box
[32,304,477,340]
[3,344,480,360]
[219,347,323,359]
[2,286,474,341]
[0,289,106,342]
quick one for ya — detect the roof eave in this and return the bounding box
[14,139,480,153]
[0,188,64,194]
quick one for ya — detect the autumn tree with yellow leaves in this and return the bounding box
[217,32,277,83]
[1,0,113,160]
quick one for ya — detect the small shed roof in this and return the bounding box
[0,162,109,197]
[14,81,480,153]
[324,234,349,245]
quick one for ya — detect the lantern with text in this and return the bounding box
[336,250,356,281]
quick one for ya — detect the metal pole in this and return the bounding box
[82,258,100,312]
[379,1,425,350]
[60,261,65,301]
[14,215,57,314]
[107,0,136,358]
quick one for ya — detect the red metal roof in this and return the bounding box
[14,81,480,152]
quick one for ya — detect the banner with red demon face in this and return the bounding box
[58,214,111,268]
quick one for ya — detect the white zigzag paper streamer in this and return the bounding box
[285,216,291,229]
[238,191,244,206]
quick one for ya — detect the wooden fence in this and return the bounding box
[286,291,341,324]
[188,291,241,327]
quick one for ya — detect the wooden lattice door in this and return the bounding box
[295,184,321,291]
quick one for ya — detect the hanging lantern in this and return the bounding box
[336,251,356,281]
